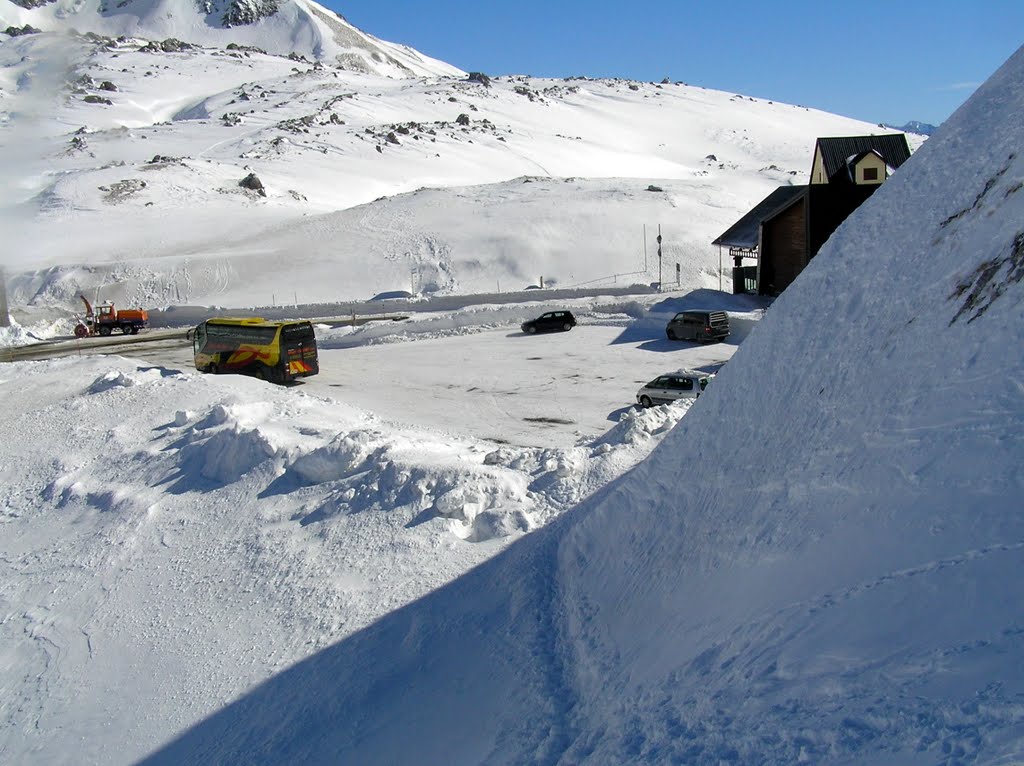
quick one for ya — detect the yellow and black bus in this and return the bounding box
[187,317,319,383]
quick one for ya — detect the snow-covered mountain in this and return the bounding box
[0,0,914,315]
[1,0,461,76]
[127,43,1023,765]
[894,119,938,136]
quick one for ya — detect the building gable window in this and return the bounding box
[862,166,879,182]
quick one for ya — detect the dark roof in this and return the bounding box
[814,134,911,180]
[712,185,806,248]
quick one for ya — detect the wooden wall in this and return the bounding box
[760,198,807,295]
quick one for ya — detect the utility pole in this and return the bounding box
[657,225,663,291]
[0,267,9,327]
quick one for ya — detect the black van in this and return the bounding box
[665,310,730,343]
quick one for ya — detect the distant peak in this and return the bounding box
[884,120,938,136]
[202,0,281,28]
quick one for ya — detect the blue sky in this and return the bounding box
[327,1,1021,127]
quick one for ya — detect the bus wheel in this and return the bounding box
[208,363,218,375]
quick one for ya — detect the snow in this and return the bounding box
[0,316,709,764]
[0,0,917,314]
[1,2,1022,764]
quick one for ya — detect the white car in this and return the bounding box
[636,370,714,408]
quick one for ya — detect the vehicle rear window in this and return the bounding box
[282,323,315,341]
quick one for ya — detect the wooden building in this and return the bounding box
[714,134,912,296]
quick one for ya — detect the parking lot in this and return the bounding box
[300,324,736,448]
[82,315,740,450]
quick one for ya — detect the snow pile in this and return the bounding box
[0,314,79,346]
[134,45,1024,766]
[0,320,36,347]
[85,365,170,393]
[1,344,708,763]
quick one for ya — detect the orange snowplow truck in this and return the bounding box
[75,295,149,337]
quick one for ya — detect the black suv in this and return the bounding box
[665,310,730,343]
[522,310,577,334]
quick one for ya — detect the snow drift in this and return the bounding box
[139,45,1024,765]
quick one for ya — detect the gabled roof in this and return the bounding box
[712,185,807,248]
[814,134,911,180]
